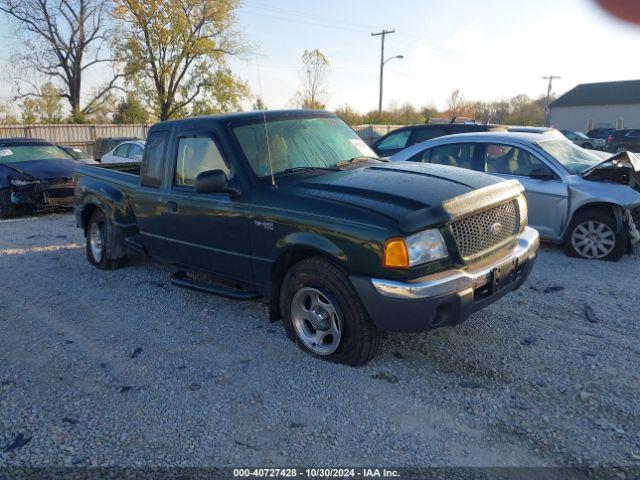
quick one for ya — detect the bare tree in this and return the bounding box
[0,0,122,121]
[294,49,330,109]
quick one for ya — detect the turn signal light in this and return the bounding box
[383,238,409,268]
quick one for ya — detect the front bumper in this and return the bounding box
[350,227,540,332]
[8,181,74,210]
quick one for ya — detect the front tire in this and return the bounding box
[280,257,383,366]
[564,210,627,261]
[86,210,125,269]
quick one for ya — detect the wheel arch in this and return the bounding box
[564,201,626,240]
[267,238,348,322]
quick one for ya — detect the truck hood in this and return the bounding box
[580,151,640,192]
[286,162,509,232]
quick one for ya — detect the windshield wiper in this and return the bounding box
[275,166,340,176]
[335,156,384,167]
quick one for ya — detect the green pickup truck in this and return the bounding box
[74,110,539,365]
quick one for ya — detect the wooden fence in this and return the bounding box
[0,122,403,154]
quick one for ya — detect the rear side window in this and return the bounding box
[411,128,446,144]
[141,131,168,188]
[113,144,130,157]
[175,136,230,188]
[376,130,410,151]
[429,143,476,169]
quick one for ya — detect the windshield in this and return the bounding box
[233,116,378,177]
[0,144,73,164]
[537,139,603,174]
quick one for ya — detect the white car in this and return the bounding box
[101,140,145,164]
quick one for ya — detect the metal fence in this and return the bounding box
[0,122,402,153]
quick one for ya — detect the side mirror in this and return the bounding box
[529,167,556,181]
[195,169,228,193]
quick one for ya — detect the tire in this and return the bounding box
[86,209,125,269]
[564,209,628,261]
[0,190,15,219]
[280,256,384,366]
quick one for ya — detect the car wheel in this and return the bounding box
[0,190,15,219]
[280,257,384,366]
[86,210,125,269]
[565,210,627,261]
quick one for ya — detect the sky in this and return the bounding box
[1,0,640,114]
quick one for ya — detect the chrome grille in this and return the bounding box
[451,200,519,260]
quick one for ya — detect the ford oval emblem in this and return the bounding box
[489,222,502,237]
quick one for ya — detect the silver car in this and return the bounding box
[390,132,640,261]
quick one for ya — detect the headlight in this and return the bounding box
[9,178,35,187]
[516,194,528,230]
[383,228,448,268]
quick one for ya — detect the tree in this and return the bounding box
[19,82,64,123]
[0,0,123,121]
[0,102,18,124]
[113,92,149,123]
[115,0,248,120]
[445,89,475,118]
[188,68,249,116]
[294,49,330,109]
[253,96,267,111]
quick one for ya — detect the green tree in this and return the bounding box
[19,82,63,124]
[294,49,330,109]
[189,68,250,116]
[115,0,248,120]
[253,96,267,111]
[0,102,18,124]
[113,93,150,123]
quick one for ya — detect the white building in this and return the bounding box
[549,80,640,132]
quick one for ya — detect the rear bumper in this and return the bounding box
[350,227,539,332]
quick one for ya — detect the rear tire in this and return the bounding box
[86,210,125,269]
[564,209,627,261]
[280,257,384,366]
[0,191,15,219]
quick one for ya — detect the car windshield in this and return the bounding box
[0,144,73,164]
[537,139,602,173]
[572,131,589,139]
[233,115,378,177]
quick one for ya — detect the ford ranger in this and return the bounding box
[74,110,539,365]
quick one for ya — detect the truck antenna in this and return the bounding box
[255,55,276,188]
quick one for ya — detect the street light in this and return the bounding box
[378,54,403,115]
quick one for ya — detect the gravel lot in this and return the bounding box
[0,213,639,468]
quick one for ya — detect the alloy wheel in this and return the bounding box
[290,287,343,355]
[571,221,616,259]
[89,222,104,262]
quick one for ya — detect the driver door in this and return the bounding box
[481,143,568,240]
[162,130,252,282]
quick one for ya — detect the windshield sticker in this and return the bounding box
[0,148,13,157]
[349,138,376,157]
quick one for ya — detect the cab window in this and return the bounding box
[140,131,168,188]
[175,135,231,188]
[483,144,546,176]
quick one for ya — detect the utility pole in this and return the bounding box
[372,29,396,116]
[542,75,561,126]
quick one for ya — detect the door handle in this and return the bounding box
[165,201,178,213]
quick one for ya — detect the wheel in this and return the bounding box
[565,210,628,261]
[280,257,384,366]
[583,143,593,150]
[0,190,15,219]
[86,210,125,269]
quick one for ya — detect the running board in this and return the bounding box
[170,270,259,300]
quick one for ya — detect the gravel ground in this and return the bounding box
[0,212,639,468]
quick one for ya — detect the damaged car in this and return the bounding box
[0,138,78,218]
[391,131,640,261]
